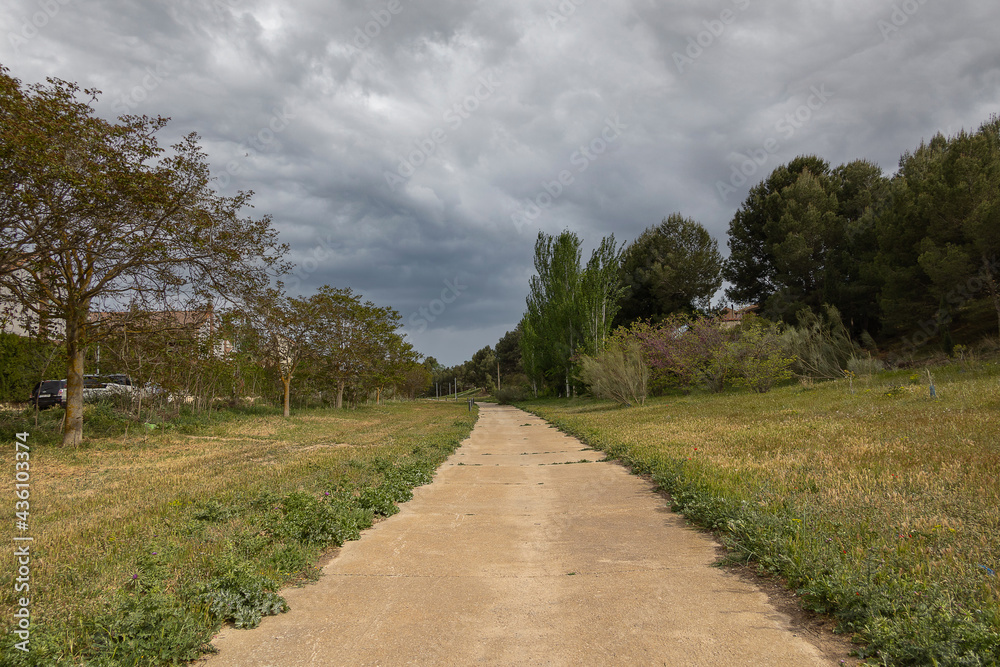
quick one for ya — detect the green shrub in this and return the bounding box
[0,332,65,403]
[268,491,373,547]
[727,316,796,393]
[495,386,528,405]
[357,485,402,516]
[87,590,214,666]
[847,353,885,377]
[780,305,861,379]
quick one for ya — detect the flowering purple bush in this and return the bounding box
[611,314,793,394]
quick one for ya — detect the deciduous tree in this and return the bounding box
[0,71,287,444]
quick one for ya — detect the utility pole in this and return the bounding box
[497,361,500,391]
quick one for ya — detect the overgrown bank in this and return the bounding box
[0,401,476,666]
[520,363,1000,666]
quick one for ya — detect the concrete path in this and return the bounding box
[204,404,841,666]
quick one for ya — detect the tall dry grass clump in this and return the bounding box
[578,341,648,407]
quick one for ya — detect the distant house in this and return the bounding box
[719,305,758,329]
[2,293,233,358]
[0,266,64,339]
[89,304,233,357]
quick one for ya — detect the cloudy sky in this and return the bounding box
[3,0,999,365]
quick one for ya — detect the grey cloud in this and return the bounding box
[3,0,999,364]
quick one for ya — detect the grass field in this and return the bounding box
[0,401,477,666]
[521,363,1000,666]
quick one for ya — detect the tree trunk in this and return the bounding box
[336,379,345,409]
[281,376,291,417]
[62,330,85,447]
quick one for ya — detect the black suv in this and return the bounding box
[30,380,66,409]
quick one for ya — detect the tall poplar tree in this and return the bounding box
[520,230,624,397]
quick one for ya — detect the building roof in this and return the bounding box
[720,305,758,322]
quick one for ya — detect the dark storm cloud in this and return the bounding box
[3,0,999,364]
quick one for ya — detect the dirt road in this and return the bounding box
[204,404,847,665]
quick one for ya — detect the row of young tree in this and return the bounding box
[248,286,425,417]
[0,67,425,444]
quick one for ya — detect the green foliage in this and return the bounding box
[578,341,649,407]
[521,230,625,396]
[724,155,832,308]
[468,345,497,391]
[81,552,215,667]
[522,230,585,394]
[82,401,135,436]
[0,404,66,446]
[191,500,237,523]
[495,385,529,405]
[726,316,795,393]
[357,485,403,516]
[724,156,889,336]
[0,332,64,402]
[877,117,1000,344]
[495,326,524,378]
[88,590,215,666]
[268,491,373,547]
[617,213,723,324]
[199,556,288,629]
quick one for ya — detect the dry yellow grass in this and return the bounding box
[0,401,475,660]
[525,363,1000,663]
